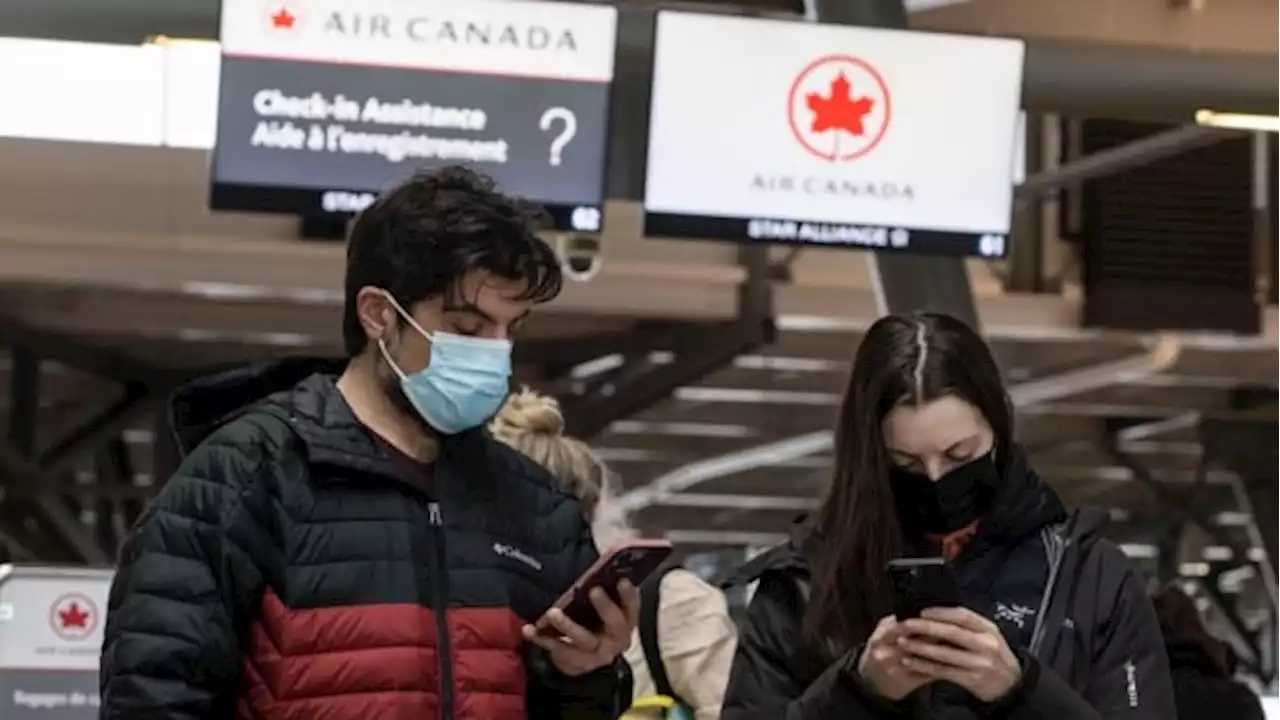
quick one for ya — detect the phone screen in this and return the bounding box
[886,557,961,620]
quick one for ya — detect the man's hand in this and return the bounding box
[523,581,641,677]
[899,606,1022,702]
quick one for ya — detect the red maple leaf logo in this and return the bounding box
[58,601,90,629]
[805,72,876,137]
[270,7,296,30]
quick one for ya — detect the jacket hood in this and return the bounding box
[979,448,1069,545]
[722,447,1081,588]
[168,358,345,455]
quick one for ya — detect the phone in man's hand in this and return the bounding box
[543,539,673,634]
[886,557,962,620]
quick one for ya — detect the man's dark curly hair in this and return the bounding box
[342,165,563,357]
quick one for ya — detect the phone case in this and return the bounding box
[886,557,961,620]
[550,540,673,632]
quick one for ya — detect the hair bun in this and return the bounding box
[493,388,565,439]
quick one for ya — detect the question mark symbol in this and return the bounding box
[539,107,577,167]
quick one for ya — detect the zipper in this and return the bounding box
[427,501,455,720]
[1028,524,1069,656]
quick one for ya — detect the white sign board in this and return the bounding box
[643,11,1025,258]
[0,565,114,719]
[0,38,220,149]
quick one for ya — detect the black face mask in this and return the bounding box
[889,451,1000,536]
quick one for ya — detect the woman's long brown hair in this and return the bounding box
[802,313,1013,658]
[1153,585,1232,676]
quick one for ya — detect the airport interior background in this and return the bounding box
[0,0,1276,714]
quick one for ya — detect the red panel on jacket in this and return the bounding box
[237,589,528,719]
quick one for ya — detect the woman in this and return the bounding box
[491,389,738,720]
[721,312,1175,719]
[1153,585,1265,720]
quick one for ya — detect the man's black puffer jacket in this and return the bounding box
[99,359,627,720]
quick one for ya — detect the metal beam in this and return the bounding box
[0,315,163,383]
[0,349,73,562]
[1007,112,1047,293]
[1200,400,1280,610]
[1020,39,1278,121]
[1203,415,1280,584]
[514,322,713,372]
[663,529,790,548]
[0,525,34,562]
[1108,446,1258,578]
[1218,471,1280,681]
[93,438,135,559]
[646,492,818,512]
[0,440,107,564]
[619,336,1183,512]
[1011,336,1182,406]
[152,403,182,482]
[0,481,66,562]
[1199,569,1265,674]
[1156,520,1186,584]
[7,349,38,456]
[1250,132,1272,303]
[0,374,153,564]
[563,318,774,439]
[37,383,155,475]
[1017,124,1235,201]
[562,245,775,439]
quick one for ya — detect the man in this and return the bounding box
[100,166,638,719]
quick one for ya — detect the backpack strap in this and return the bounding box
[638,564,688,707]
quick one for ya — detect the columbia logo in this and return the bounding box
[493,542,542,571]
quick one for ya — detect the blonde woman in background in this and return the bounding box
[491,389,739,720]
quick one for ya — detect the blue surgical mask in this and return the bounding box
[377,293,512,435]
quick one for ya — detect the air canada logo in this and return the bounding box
[49,593,98,642]
[266,3,300,32]
[787,54,892,162]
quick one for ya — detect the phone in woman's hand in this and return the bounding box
[886,557,961,620]
[542,539,673,634]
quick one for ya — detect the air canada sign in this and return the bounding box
[215,0,617,228]
[643,11,1025,258]
[303,12,582,53]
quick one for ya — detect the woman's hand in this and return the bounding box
[855,615,935,701]
[522,582,641,677]
[898,607,1022,702]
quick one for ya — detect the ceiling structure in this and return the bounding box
[0,0,1275,677]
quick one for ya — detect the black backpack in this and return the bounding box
[638,564,691,710]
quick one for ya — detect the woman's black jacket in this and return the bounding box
[720,455,1176,719]
[1165,639,1265,720]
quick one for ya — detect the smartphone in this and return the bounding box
[545,539,674,633]
[886,557,961,620]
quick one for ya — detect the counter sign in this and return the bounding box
[50,594,97,642]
